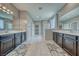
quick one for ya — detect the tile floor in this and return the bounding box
[46,40,69,56]
[6,40,69,56]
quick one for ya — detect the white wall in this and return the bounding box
[26,12,50,43]
[27,19,50,43]
[42,21,50,39]
[19,11,27,31]
[26,13,33,43]
[31,21,42,42]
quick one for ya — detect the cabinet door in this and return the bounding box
[0,35,14,55]
[77,37,79,56]
[63,34,76,56]
[53,32,57,42]
[15,33,21,46]
[24,32,26,41]
[56,33,63,47]
[21,32,25,42]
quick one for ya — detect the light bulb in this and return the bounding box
[7,9,10,12]
[3,10,6,12]
[2,6,6,10]
[7,12,10,14]
[10,11,13,14]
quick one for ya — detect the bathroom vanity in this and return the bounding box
[53,30,79,56]
[0,31,26,56]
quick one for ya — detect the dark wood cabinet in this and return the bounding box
[0,31,26,56]
[56,33,63,47]
[52,32,79,56]
[14,33,21,47]
[21,32,26,43]
[53,32,57,42]
[24,32,26,41]
[63,34,76,56]
[21,32,25,43]
[77,37,79,56]
[0,34,14,56]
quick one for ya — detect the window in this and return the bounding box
[0,19,4,30]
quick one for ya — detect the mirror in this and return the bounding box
[0,10,14,31]
[0,19,4,30]
[59,7,79,31]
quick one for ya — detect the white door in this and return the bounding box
[32,21,42,42]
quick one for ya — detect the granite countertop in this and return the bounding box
[52,30,79,36]
[0,30,26,35]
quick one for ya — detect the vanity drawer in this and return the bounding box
[0,34,14,40]
[64,34,76,40]
[63,34,76,56]
[57,33,62,36]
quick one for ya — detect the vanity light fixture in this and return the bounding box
[0,4,14,15]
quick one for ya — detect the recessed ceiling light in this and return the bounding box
[38,7,43,10]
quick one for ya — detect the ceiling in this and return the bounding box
[60,6,79,22]
[13,3,65,21]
